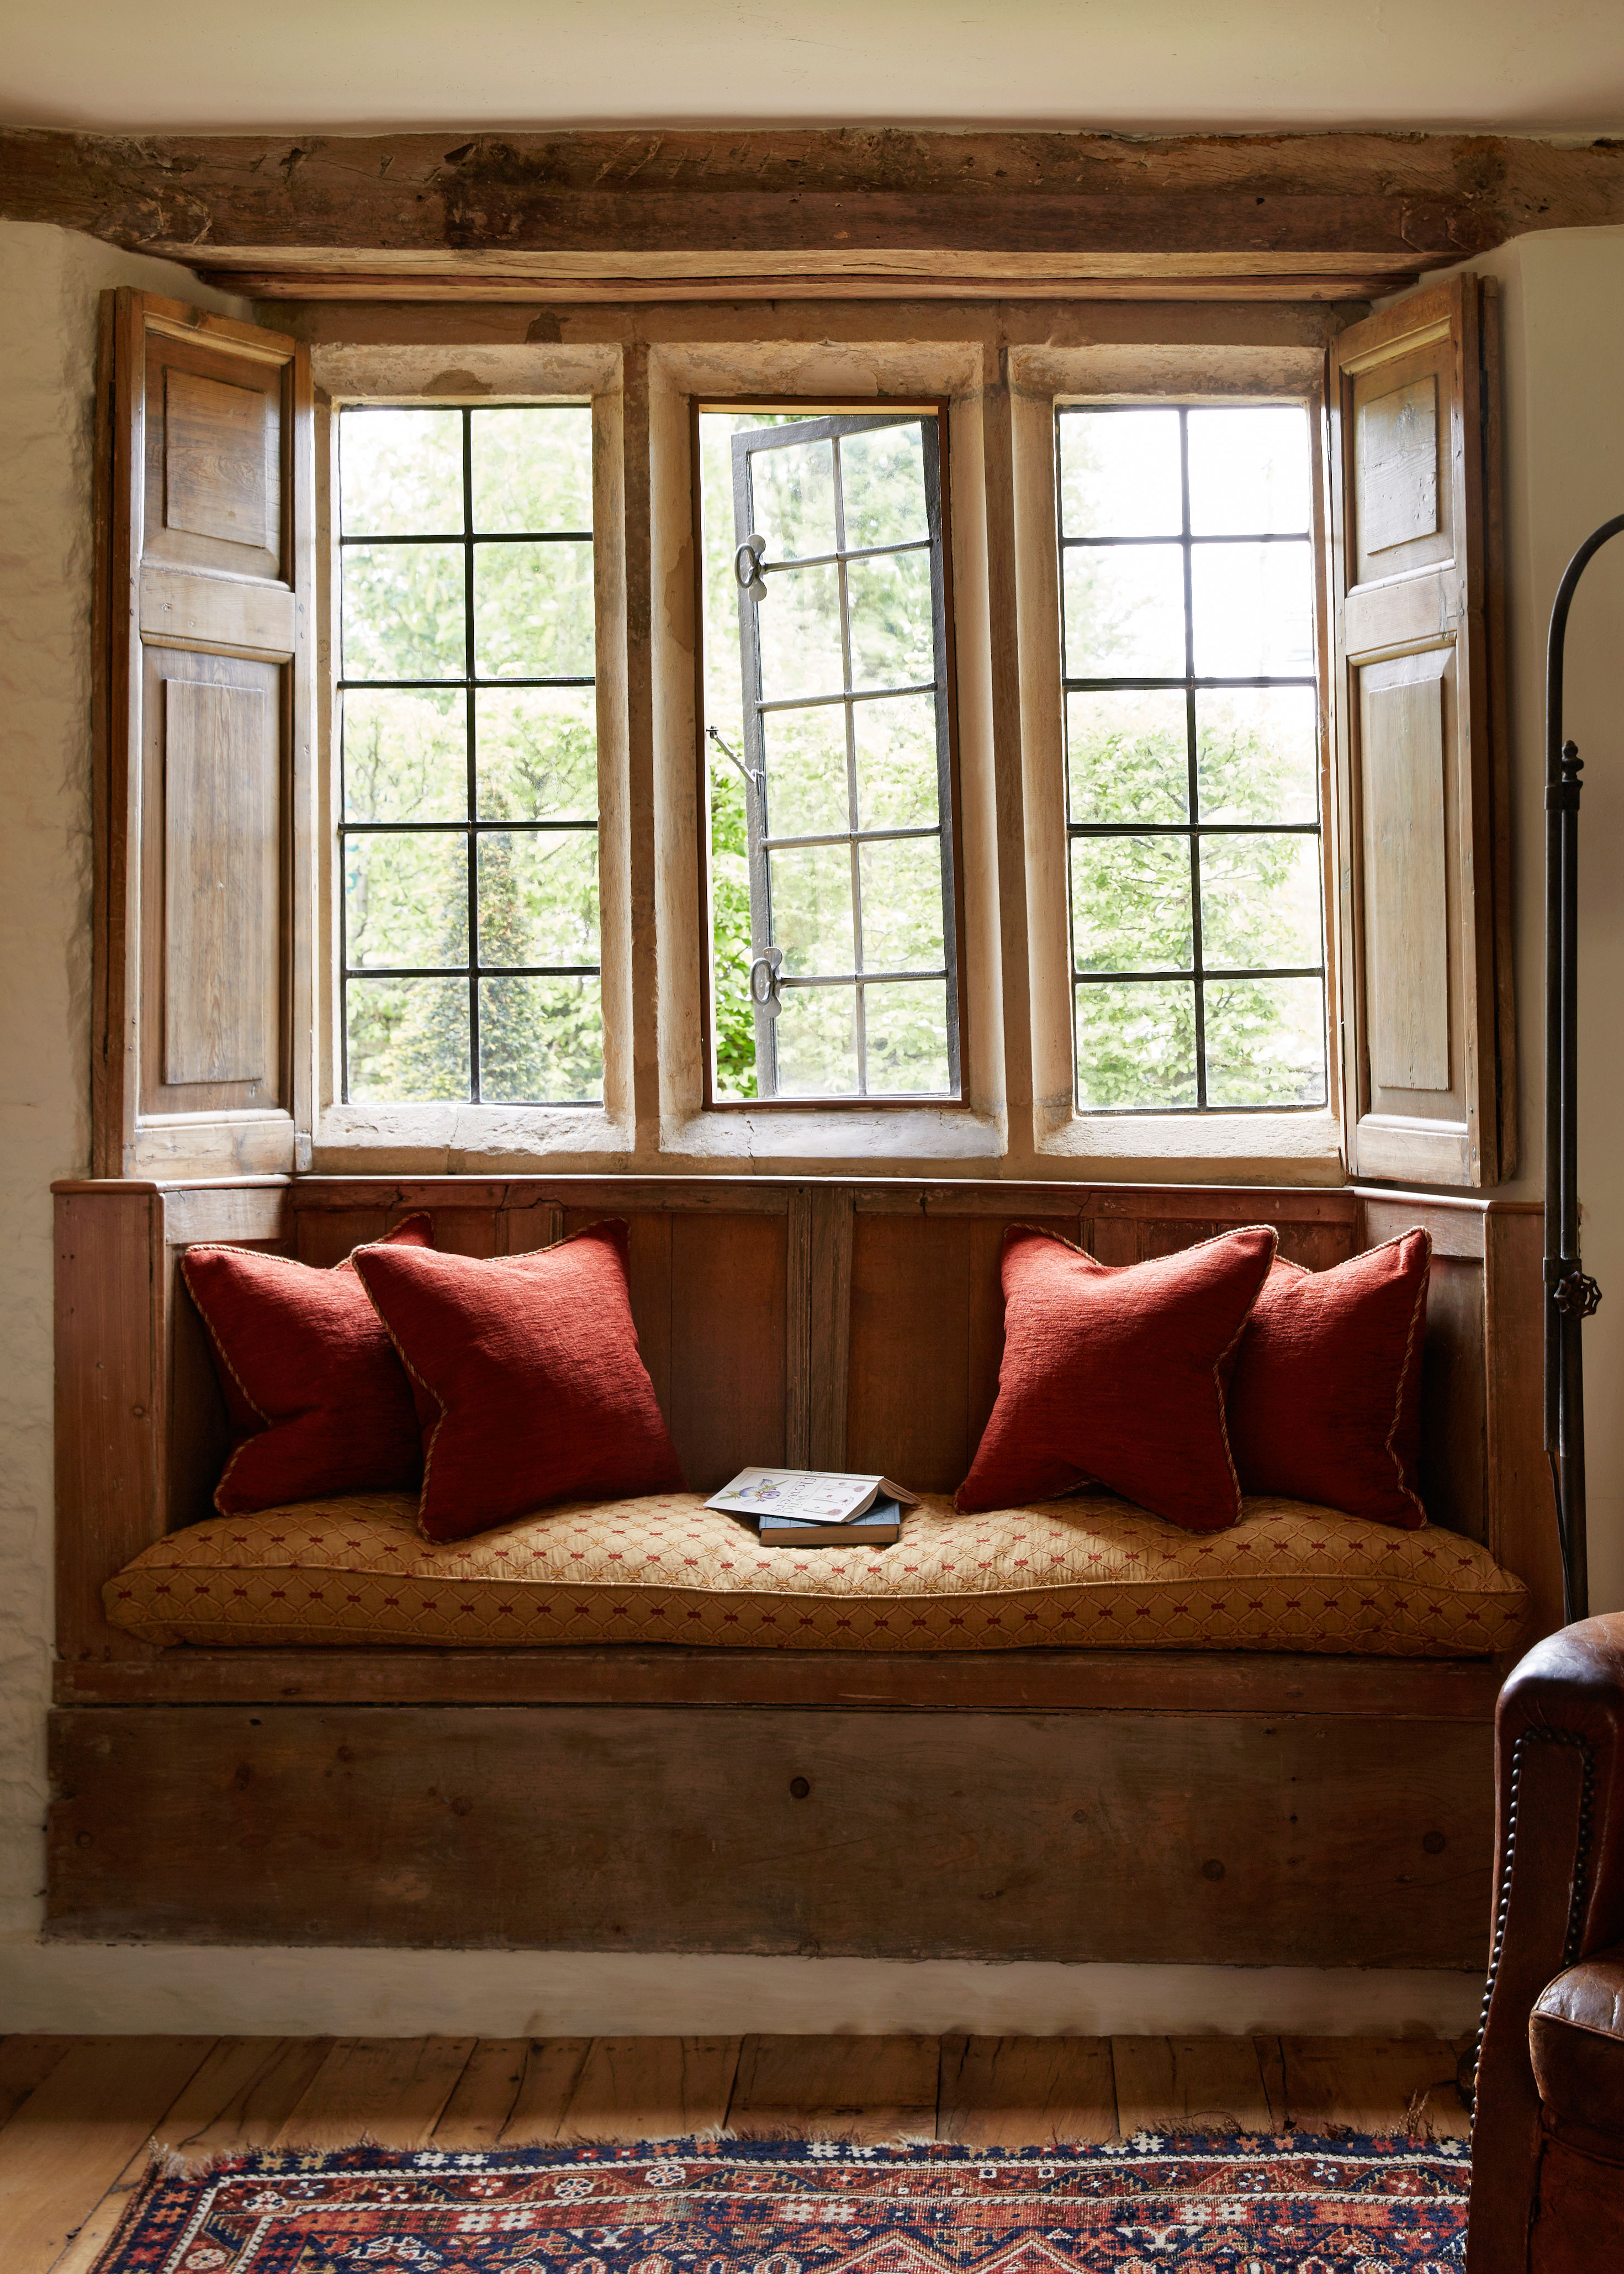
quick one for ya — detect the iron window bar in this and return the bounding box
[1058,402,1326,1117]
[337,403,601,1109]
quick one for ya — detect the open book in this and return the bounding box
[705,1468,918,1527]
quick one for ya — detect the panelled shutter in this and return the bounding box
[92,290,313,1179]
[1326,273,1514,1188]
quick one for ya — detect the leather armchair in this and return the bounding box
[1469,1614,1624,2271]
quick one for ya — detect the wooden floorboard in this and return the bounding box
[728,2034,940,2142]
[1112,2035,1283,2134]
[938,2035,1118,2145]
[0,2031,1475,2267]
[0,2035,216,2274]
[560,2036,742,2141]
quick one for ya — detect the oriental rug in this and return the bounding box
[93,2134,1470,2274]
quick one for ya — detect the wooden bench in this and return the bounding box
[48,1173,1551,1970]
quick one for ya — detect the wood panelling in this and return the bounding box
[1329,277,1511,1186]
[52,1173,1553,1695]
[938,2035,1117,2146]
[46,1702,1494,1966]
[161,678,276,1086]
[10,128,1624,298]
[95,292,311,1181]
[53,1646,1504,1719]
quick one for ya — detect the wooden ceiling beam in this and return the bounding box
[4,126,1622,294]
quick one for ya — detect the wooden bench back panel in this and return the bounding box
[52,1172,1556,1663]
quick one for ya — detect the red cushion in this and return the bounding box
[956,1224,1277,1530]
[351,1219,685,1543]
[1226,1230,1432,1528]
[183,1215,433,1514]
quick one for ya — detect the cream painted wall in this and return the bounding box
[1410,230,1624,1616]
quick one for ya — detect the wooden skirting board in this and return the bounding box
[47,1172,1544,1962]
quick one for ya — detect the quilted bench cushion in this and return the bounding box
[103,1490,1530,1656]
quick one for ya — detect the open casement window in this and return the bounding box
[719,410,960,1101]
[92,291,312,1179]
[1328,273,1513,1186]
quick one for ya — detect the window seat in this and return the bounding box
[103,1489,1529,1658]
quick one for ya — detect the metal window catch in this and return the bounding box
[734,534,768,603]
[749,945,784,1017]
[706,724,762,794]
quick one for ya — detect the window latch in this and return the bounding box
[734,534,768,603]
[706,724,763,795]
[749,944,784,1017]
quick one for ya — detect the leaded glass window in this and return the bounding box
[699,407,960,1102]
[1058,402,1327,1112]
[337,404,601,1104]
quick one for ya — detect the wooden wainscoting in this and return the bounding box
[47,1172,1545,1962]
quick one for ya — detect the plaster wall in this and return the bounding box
[0,217,248,1936]
[1415,229,1624,1615]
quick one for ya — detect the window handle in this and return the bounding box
[706,724,763,795]
[749,945,784,1017]
[734,535,768,603]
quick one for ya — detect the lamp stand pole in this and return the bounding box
[1544,514,1624,1625]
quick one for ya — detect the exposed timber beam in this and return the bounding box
[4,127,1624,301]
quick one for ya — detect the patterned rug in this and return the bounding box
[96,2134,1470,2273]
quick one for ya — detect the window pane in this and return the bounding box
[341,409,463,537]
[859,837,944,972]
[846,549,935,692]
[865,979,949,1093]
[776,985,858,1095]
[1190,540,1314,677]
[841,424,928,549]
[750,438,837,561]
[769,843,855,975]
[346,975,470,1102]
[1071,835,1193,972]
[470,407,592,534]
[1199,831,1322,972]
[345,832,468,969]
[1064,543,1186,677]
[343,688,466,823]
[853,693,938,830]
[758,563,843,700]
[1196,687,1318,824]
[1075,979,1197,1108]
[1059,409,1182,538]
[1188,406,1310,535]
[480,975,602,1103]
[477,688,597,821]
[342,544,465,682]
[1066,689,1188,825]
[478,830,599,968]
[762,706,849,838]
[1204,975,1326,1106]
[475,540,595,679]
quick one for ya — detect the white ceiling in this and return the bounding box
[8,0,1624,136]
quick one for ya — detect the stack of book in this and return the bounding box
[705,1469,917,1546]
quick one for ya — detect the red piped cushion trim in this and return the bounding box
[956,1223,1278,1533]
[182,1215,433,1514]
[352,1218,685,1544]
[1226,1229,1432,1529]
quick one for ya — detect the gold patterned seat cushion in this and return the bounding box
[103,1490,1529,1656]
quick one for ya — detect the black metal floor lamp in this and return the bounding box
[1545,514,1624,1626]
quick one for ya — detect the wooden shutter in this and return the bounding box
[92,291,312,1179]
[1327,273,1512,1186]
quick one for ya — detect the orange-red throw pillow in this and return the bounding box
[956,1223,1278,1531]
[183,1215,433,1514]
[1226,1230,1432,1528]
[351,1218,684,1543]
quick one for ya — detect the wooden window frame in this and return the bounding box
[1009,342,1345,1178]
[690,393,970,1113]
[307,345,634,1168]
